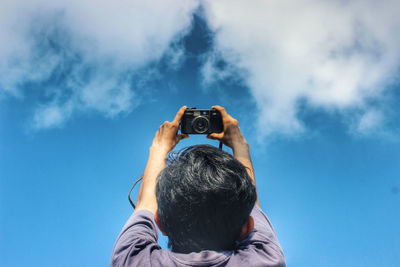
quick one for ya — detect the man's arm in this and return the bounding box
[112,107,189,266]
[207,105,259,206]
[135,106,188,214]
[208,106,285,266]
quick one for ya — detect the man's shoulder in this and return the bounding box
[111,207,286,267]
[231,205,286,266]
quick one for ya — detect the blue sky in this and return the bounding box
[1,1,400,267]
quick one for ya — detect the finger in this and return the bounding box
[206,135,215,140]
[211,105,228,117]
[206,135,219,141]
[176,134,189,142]
[207,133,224,140]
[177,133,189,139]
[160,121,169,129]
[173,106,187,125]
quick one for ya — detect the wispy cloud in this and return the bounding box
[356,109,383,133]
[0,0,198,129]
[202,0,400,137]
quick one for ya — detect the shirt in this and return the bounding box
[111,205,286,266]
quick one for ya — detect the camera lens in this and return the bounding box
[192,116,210,134]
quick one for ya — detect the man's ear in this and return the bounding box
[239,216,254,240]
[154,211,167,236]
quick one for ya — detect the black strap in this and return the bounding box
[128,175,143,209]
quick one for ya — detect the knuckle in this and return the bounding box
[226,118,238,126]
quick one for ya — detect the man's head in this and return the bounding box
[155,144,257,253]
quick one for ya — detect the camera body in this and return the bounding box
[181,108,223,134]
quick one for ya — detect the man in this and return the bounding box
[111,105,286,266]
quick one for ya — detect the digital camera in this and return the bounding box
[180,108,223,134]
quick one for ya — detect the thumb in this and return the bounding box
[207,133,223,140]
[176,134,189,142]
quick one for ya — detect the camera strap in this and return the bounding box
[128,175,143,209]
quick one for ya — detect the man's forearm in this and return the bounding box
[233,143,254,177]
[135,147,168,214]
[232,142,259,205]
[134,106,188,214]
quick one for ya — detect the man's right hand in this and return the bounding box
[207,105,258,205]
[207,105,248,150]
[207,105,255,177]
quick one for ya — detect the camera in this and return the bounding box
[180,108,223,134]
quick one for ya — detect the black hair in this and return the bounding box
[156,144,257,253]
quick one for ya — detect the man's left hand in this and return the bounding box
[151,106,189,154]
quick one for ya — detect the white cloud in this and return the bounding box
[3,0,399,136]
[33,104,72,129]
[0,0,199,128]
[356,109,383,133]
[202,0,400,137]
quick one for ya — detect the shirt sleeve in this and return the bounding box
[110,210,162,267]
[235,205,286,267]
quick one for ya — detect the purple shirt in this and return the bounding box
[111,205,286,266]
